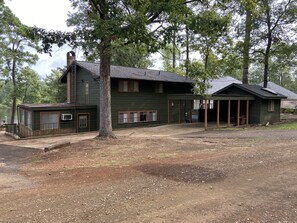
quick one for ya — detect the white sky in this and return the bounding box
[4,0,162,77]
[4,0,76,77]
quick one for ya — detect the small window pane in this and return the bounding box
[85,82,89,95]
[149,111,157,121]
[119,81,128,92]
[140,112,147,122]
[79,115,88,128]
[133,81,139,92]
[119,112,128,123]
[193,100,200,110]
[130,112,138,122]
[155,83,163,93]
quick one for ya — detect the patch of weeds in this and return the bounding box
[211,127,245,131]
[268,122,297,130]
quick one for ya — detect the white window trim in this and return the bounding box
[118,110,157,124]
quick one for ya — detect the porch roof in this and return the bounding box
[168,94,255,101]
[18,103,97,111]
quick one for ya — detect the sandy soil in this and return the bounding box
[1,123,297,222]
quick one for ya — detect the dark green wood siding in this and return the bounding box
[217,85,282,124]
[111,79,192,128]
[260,99,281,124]
[75,68,100,128]
[76,69,100,106]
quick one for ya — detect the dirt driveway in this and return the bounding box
[1,124,297,222]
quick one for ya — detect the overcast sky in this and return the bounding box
[4,0,162,77]
[4,0,76,77]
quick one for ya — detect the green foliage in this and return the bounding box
[0,80,12,106]
[41,69,67,103]
[269,122,297,130]
[188,58,220,95]
[16,67,43,103]
[161,44,185,74]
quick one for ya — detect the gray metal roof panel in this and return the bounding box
[206,76,242,94]
[258,81,297,100]
[214,83,287,99]
[76,61,193,83]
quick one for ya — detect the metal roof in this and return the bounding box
[214,83,287,99]
[258,81,297,100]
[61,61,193,84]
[205,76,242,94]
[18,103,97,111]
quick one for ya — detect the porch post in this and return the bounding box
[216,100,220,128]
[228,100,231,128]
[168,99,170,124]
[237,100,240,126]
[246,100,249,126]
[179,100,181,124]
[204,99,208,130]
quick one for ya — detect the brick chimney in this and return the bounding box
[66,51,76,103]
[66,51,76,66]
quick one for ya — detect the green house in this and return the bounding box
[213,83,287,125]
[17,52,193,137]
[17,51,287,138]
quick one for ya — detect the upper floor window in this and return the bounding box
[155,83,163,93]
[118,80,139,92]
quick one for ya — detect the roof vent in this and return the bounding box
[262,87,278,95]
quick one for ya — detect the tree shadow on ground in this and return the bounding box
[136,163,225,184]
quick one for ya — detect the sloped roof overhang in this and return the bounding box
[168,94,255,101]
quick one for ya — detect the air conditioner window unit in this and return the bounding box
[61,114,73,121]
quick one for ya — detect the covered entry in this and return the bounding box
[77,113,90,132]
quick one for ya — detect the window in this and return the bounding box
[20,110,32,128]
[84,81,89,104]
[193,100,200,110]
[131,81,139,92]
[140,112,147,122]
[155,83,163,93]
[119,80,128,92]
[118,110,157,124]
[118,80,139,92]
[20,109,25,125]
[130,112,138,123]
[41,112,59,130]
[268,100,275,112]
[27,111,32,129]
[119,112,128,123]
[79,115,88,128]
[149,111,157,121]
[200,100,214,109]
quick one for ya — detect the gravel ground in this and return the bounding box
[1,124,297,222]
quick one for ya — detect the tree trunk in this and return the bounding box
[242,9,252,84]
[10,59,17,124]
[185,22,189,76]
[172,26,176,69]
[263,35,271,88]
[263,0,271,88]
[98,37,115,138]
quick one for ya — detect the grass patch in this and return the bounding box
[269,122,297,130]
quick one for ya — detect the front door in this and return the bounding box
[77,114,89,132]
